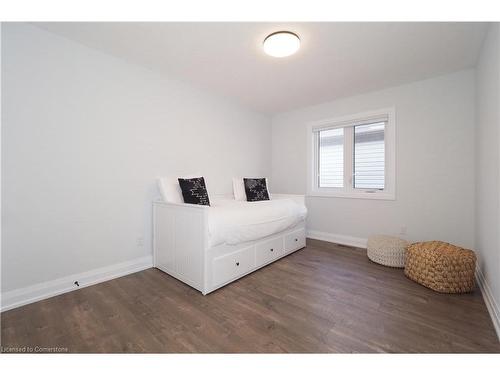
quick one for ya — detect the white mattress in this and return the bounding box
[207,197,307,247]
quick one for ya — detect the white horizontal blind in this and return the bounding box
[353,122,385,189]
[318,128,343,188]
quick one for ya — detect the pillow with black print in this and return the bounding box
[243,178,270,202]
[177,177,210,206]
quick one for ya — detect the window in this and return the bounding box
[308,108,395,199]
[353,122,385,190]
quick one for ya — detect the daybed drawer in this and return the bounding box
[212,246,255,287]
[255,236,283,265]
[284,228,306,253]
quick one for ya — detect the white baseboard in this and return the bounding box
[307,229,368,249]
[475,266,500,341]
[1,255,153,312]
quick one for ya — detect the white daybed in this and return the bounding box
[153,194,307,295]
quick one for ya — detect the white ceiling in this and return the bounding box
[34,22,488,114]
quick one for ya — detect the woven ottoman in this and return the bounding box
[367,235,409,268]
[404,241,476,293]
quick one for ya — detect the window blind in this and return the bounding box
[318,127,343,188]
[353,122,385,189]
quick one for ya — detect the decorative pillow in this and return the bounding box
[243,178,270,202]
[158,174,205,203]
[178,177,211,206]
[233,177,270,201]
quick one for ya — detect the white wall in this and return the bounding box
[1,23,271,293]
[272,70,476,248]
[475,23,500,333]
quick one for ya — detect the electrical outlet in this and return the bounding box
[136,237,144,247]
[400,226,407,235]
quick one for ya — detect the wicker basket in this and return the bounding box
[367,235,409,268]
[404,241,476,293]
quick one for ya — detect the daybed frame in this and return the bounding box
[153,194,306,294]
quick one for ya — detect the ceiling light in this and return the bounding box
[263,31,300,58]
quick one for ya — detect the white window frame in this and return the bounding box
[307,107,396,200]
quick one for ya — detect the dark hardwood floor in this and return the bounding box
[1,239,499,353]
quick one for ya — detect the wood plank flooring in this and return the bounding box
[1,239,499,353]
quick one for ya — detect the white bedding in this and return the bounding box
[207,198,307,247]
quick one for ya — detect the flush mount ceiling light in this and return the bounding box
[263,31,300,57]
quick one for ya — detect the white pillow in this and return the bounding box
[233,177,269,201]
[232,177,246,201]
[158,175,208,204]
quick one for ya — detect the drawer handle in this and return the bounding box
[270,248,274,252]
[236,262,240,266]
[295,238,298,242]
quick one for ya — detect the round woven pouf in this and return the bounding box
[367,235,409,268]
